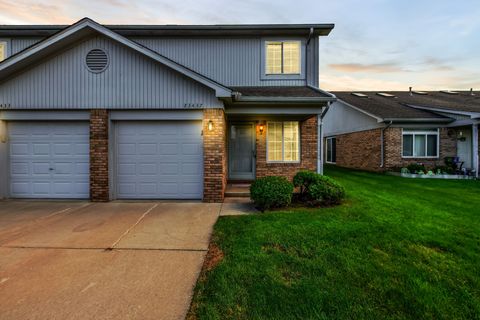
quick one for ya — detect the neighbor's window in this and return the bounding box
[267,121,300,162]
[0,41,6,62]
[326,137,336,163]
[265,41,301,74]
[402,129,439,158]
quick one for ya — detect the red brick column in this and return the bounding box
[90,109,109,202]
[203,109,227,202]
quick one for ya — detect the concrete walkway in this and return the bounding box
[0,201,220,320]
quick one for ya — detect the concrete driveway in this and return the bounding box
[0,201,220,320]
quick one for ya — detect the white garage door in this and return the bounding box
[8,122,90,199]
[115,121,203,199]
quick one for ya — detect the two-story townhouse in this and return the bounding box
[0,18,335,202]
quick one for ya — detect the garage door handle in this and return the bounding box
[49,168,54,171]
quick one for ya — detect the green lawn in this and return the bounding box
[189,166,480,320]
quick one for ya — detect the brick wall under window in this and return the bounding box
[90,109,109,202]
[384,127,456,170]
[328,127,457,172]
[256,116,317,181]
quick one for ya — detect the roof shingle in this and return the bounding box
[333,92,450,120]
[233,86,331,98]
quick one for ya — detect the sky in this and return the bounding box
[0,0,478,91]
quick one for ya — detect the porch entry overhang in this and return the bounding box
[225,103,329,177]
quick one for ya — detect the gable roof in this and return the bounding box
[0,18,232,97]
[333,92,452,122]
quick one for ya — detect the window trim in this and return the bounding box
[325,137,336,164]
[0,38,11,62]
[260,38,306,81]
[266,121,301,163]
[401,128,440,158]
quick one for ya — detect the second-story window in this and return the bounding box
[0,41,7,62]
[265,41,301,74]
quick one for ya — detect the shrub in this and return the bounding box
[293,170,345,206]
[293,170,321,198]
[250,176,294,212]
[309,176,346,205]
[400,167,409,174]
[407,163,426,174]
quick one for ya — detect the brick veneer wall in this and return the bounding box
[90,109,109,201]
[329,127,457,172]
[203,109,227,202]
[332,129,383,171]
[384,127,456,170]
[256,116,318,181]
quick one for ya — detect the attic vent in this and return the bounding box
[86,49,109,73]
[351,92,368,98]
[376,92,395,98]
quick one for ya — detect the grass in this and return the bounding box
[189,166,480,320]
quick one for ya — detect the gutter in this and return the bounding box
[380,121,393,168]
[383,118,453,123]
[229,96,335,104]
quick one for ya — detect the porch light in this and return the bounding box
[208,120,214,131]
[259,124,264,135]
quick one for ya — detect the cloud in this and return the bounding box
[328,63,406,73]
[0,0,72,24]
[420,57,455,71]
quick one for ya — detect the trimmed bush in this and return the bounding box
[250,176,294,212]
[293,170,345,206]
[309,176,346,205]
[293,170,320,198]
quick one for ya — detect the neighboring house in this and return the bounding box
[323,90,480,176]
[0,18,336,202]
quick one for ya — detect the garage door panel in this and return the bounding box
[118,143,136,155]
[32,162,51,175]
[8,122,90,199]
[116,121,203,199]
[75,143,89,155]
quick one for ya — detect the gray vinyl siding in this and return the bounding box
[306,37,319,87]
[10,38,43,56]
[323,101,383,136]
[0,35,222,109]
[131,36,319,87]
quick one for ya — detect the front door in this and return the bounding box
[229,123,255,180]
[457,128,472,169]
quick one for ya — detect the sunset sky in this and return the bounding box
[1,0,478,91]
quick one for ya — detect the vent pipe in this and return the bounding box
[471,88,474,96]
[409,87,412,96]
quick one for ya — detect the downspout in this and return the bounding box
[306,27,314,45]
[380,121,393,169]
[318,103,330,174]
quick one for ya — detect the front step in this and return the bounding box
[224,183,251,198]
